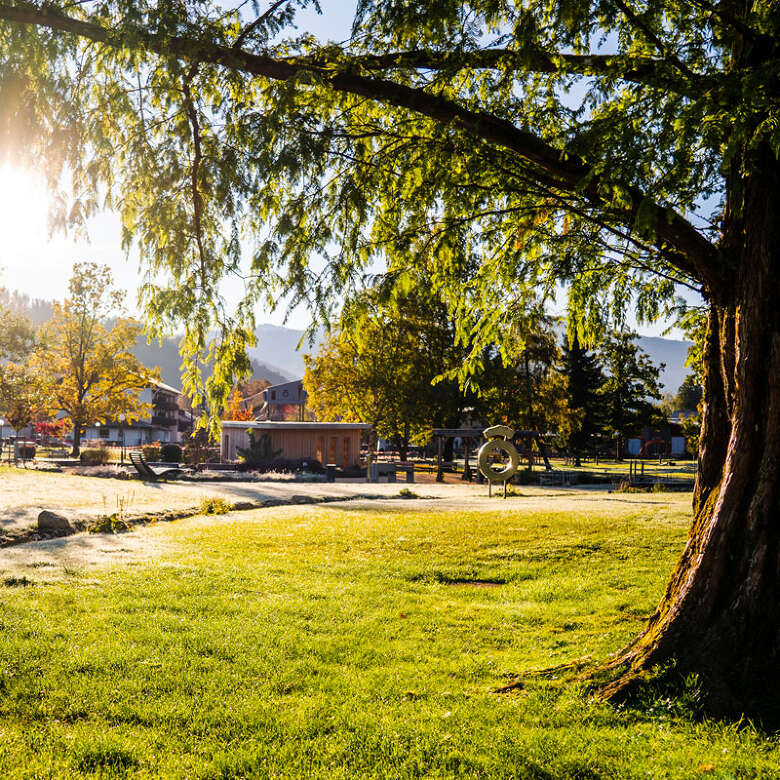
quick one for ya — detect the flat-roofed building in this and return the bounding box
[221,421,371,467]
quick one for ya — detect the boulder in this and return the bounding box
[231,501,258,511]
[37,510,74,536]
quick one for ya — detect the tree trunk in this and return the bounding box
[600,158,780,715]
[71,423,83,458]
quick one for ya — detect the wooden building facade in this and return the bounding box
[221,421,371,467]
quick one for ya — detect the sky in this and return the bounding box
[0,2,697,339]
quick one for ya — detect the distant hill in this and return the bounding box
[246,326,695,396]
[636,336,693,396]
[132,334,292,389]
[2,285,693,394]
[246,323,323,379]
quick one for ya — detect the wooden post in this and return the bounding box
[436,435,444,482]
[462,439,472,481]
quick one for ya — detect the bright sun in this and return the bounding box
[0,164,50,262]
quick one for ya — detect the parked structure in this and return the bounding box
[221,421,371,467]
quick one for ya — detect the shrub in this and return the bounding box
[237,430,282,467]
[183,442,220,465]
[80,448,110,466]
[238,457,324,474]
[16,443,36,460]
[510,468,538,485]
[199,497,231,515]
[89,515,130,533]
[160,443,182,463]
[142,442,162,461]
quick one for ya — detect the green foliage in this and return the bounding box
[237,430,282,466]
[305,282,470,454]
[561,332,606,459]
[675,374,703,412]
[474,307,571,438]
[598,331,664,456]
[160,443,183,463]
[88,513,130,533]
[0,0,763,419]
[681,414,701,458]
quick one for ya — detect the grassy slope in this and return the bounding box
[0,502,778,778]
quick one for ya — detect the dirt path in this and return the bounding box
[0,473,692,583]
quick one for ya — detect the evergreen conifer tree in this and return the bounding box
[561,334,605,466]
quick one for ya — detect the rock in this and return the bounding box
[231,501,258,511]
[37,510,74,536]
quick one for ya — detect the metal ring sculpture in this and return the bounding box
[477,435,521,483]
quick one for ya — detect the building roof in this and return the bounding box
[151,379,183,395]
[222,421,371,430]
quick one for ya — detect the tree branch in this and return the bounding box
[0,0,720,284]
[181,64,208,288]
[290,48,711,98]
[232,0,290,49]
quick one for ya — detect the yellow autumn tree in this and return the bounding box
[35,263,157,456]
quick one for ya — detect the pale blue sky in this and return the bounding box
[0,2,696,338]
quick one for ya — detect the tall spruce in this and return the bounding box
[599,332,664,461]
[561,334,605,466]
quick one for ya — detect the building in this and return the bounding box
[625,419,688,458]
[243,379,308,421]
[82,381,193,446]
[221,421,371,467]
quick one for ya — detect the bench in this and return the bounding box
[538,470,573,487]
[129,451,186,482]
[368,462,415,483]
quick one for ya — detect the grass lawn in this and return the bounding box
[1,499,778,778]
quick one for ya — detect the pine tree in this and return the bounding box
[599,332,664,461]
[561,334,605,466]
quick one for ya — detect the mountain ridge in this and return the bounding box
[1,287,693,393]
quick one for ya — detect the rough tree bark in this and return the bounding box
[599,155,780,714]
[70,422,83,458]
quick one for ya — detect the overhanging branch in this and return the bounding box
[289,48,711,99]
[0,0,720,285]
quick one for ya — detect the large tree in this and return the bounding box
[599,331,664,460]
[305,285,468,459]
[476,311,571,441]
[36,263,156,456]
[561,333,606,466]
[0,305,42,442]
[0,0,778,713]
